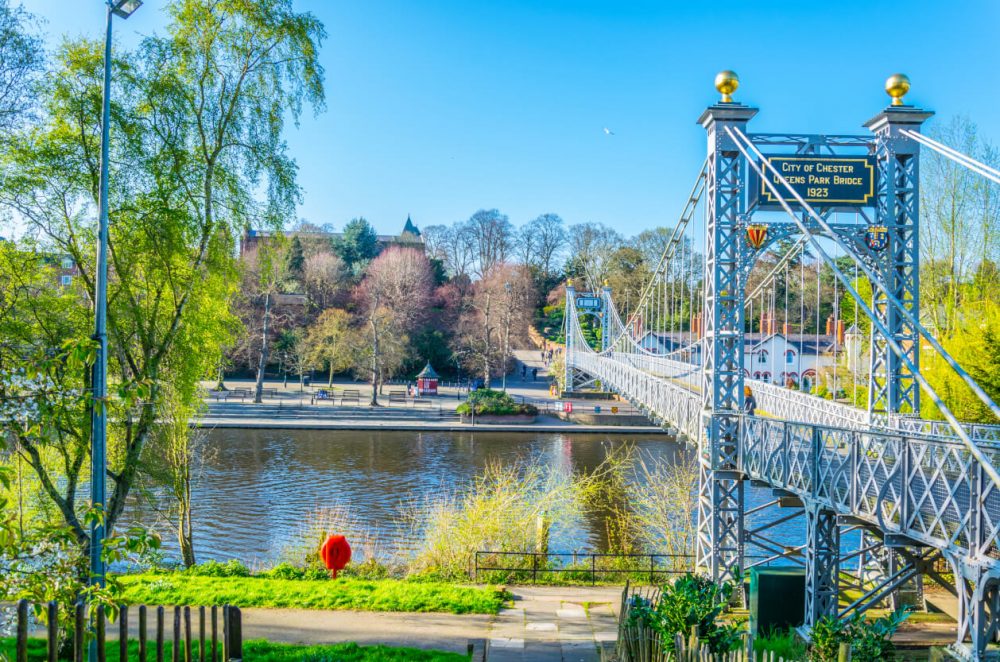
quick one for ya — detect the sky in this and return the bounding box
[19,0,1000,238]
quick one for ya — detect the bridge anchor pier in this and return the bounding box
[804,502,841,628]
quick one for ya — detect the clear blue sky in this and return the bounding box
[21,0,1000,237]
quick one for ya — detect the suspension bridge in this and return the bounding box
[563,72,1000,660]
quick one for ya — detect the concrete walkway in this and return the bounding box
[238,585,622,661]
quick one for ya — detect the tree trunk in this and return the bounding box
[369,317,380,406]
[328,362,334,387]
[254,292,272,404]
[178,497,195,568]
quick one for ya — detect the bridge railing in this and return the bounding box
[741,415,1000,561]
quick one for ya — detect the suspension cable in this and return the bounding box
[901,129,1000,185]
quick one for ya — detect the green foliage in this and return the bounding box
[809,608,910,662]
[336,218,380,271]
[754,629,807,661]
[0,638,467,662]
[625,574,742,655]
[118,574,506,615]
[456,388,538,416]
[182,559,252,578]
[284,236,305,282]
[259,562,329,581]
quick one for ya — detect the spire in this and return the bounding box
[402,214,421,237]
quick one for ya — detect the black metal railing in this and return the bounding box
[7,599,242,662]
[473,551,695,585]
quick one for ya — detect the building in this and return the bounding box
[637,329,841,390]
[240,215,424,257]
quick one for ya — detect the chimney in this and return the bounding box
[836,320,845,345]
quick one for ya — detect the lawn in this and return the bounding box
[0,638,469,661]
[117,574,507,615]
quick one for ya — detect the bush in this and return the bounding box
[184,559,251,577]
[456,389,538,417]
[625,574,743,655]
[260,562,329,581]
[809,608,910,662]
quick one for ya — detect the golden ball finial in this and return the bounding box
[603,279,609,287]
[885,73,910,106]
[567,278,574,287]
[715,70,739,103]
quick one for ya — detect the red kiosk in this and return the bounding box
[416,362,439,395]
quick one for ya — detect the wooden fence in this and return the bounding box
[8,600,242,662]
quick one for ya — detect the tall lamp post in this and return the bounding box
[501,282,512,391]
[90,0,142,601]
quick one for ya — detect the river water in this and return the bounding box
[135,428,812,568]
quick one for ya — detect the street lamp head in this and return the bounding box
[110,0,142,18]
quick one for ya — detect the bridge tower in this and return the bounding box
[695,72,757,586]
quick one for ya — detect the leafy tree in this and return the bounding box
[336,217,380,271]
[0,0,325,552]
[304,308,356,386]
[0,0,43,136]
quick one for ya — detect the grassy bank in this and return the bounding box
[0,638,468,661]
[118,574,506,615]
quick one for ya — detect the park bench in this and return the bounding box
[340,389,360,406]
[388,390,407,405]
[227,388,250,402]
[411,398,434,410]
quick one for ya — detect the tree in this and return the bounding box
[302,251,346,311]
[457,263,535,384]
[356,247,434,404]
[567,222,621,290]
[284,235,306,284]
[305,308,355,386]
[467,209,514,277]
[526,213,567,278]
[0,0,43,136]
[0,0,325,550]
[336,217,380,272]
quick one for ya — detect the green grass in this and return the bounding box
[117,574,506,615]
[0,638,468,661]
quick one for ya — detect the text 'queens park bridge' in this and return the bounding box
[563,72,1000,661]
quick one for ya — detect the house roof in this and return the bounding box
[747,332,837,355]
[417,362,439,379]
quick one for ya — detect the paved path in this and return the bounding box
[237,585,622,661]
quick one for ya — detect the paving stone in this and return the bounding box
[525,621,558,632]
[556,606,587,619]
[561,640,600,662]
[489,637,525,649]
[522,640,563,661]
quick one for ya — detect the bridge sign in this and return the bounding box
[751,155,876,208]
[576,296,602,311]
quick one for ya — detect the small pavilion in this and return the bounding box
[416,363,439,395]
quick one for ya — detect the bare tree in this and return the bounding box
[526,213,567,278]
[357,247,434,405]
[567,222,621,290]
[457,263,535,385]
[302,251,345,310]
[467,209,514,277]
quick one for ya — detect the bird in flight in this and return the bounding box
[603,127,615,136]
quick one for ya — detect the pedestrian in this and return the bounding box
[521,364,527,378]
[532,367,538,381]
[744,385,757,416]
[540,350,545,361]
[407,383,413,397]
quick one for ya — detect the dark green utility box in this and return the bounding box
[748,567,806,636]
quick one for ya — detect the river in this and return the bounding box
[132,428,815,568]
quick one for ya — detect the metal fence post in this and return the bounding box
[16,599,28,662]
[592,554,596,586]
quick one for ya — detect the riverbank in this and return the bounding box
[200,354,664,433]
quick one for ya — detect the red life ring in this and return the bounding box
[320,535,352,578]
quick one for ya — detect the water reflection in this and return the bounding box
[137,429,681,565]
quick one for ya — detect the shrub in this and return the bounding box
[809,608,910,662]
[260,562,329,581]
[625,574,743,655]
[184,559,251,578]
[456,389,538,417]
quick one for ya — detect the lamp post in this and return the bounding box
[501,282,513,391]
[90,0,141,602]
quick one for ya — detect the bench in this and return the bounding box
[411,398,434,409]
[341,389,360,406]
[388,390,407,405]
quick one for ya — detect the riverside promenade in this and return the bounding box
[200,350,663,433]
